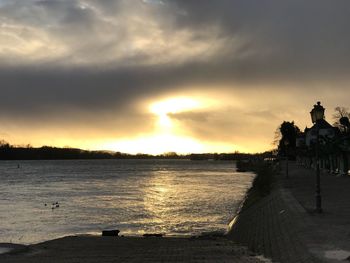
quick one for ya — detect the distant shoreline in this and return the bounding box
[0,141,273,160]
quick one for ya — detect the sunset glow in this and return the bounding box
[1,1,350,261]
[150,97,201,116]
[150,97,201,129]
[100,97,211,154]
[101,135,204,155]
[1,1,349,154]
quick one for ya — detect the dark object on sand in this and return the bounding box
[102,230,120,237]
[143,233,163,237]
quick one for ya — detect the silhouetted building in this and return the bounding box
[305,119,337,147]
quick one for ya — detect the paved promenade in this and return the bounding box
[0,236,267,263]
[282,161,350,262]
[229,161,350,263]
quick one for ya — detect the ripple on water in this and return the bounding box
[0,159,255,244]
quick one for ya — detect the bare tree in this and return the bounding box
[333,107,350,132]
[272,127,281,147]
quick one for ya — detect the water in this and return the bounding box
[0,159,255,244]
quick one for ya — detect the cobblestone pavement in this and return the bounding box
[0,236,267,263]
[281,162,350,262]
[229,161,350,263]
[228,188,320,263]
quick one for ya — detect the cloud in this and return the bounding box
[0,0,234,68]
[142,0,164,5]
[0,0,350,151]
[1,0,350,71]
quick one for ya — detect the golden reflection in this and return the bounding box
[141,171,180,234]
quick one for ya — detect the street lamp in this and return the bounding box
[310,101,324,213]
[284,139,289,179]
[310,101,325,124]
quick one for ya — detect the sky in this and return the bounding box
[1,0,350,154]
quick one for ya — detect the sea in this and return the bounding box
[0,159,255,244]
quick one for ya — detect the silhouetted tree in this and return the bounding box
[277,121,300,157]
[163,152,178,157]
[333,106,350,133]
[0,140,10,148]
[0,140,269,161]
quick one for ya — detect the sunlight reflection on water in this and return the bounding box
[0,159,254,244]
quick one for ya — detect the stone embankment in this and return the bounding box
[0,236,267,263]
[227,161,320,263]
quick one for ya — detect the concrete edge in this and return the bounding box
[0,243,29,255]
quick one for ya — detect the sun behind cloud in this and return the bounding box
[100,96,226,154]
[149,97,201,130]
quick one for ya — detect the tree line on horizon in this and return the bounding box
[0,140,270,161]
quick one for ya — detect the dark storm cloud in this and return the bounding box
[1,0,350,120]
[174,0,350,77]
[0,63,215,117]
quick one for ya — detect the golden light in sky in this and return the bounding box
[1,1,350,156]
[102,135,204,155]
[150,97,201,129]
[101,97,206,154]
[97,96,240,154]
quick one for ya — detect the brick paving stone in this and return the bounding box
[0,236,266,263]
[280,162,350,262]
[229,161,350,263]
[228,183,321,262]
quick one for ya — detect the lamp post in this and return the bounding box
[284,139,289,179]
[310,101,324,213]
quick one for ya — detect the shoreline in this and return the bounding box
[0,227,233,249]
[226,161,320,262]
[0,222,236,255]
[0,244,28,255]
[0,235,268,262]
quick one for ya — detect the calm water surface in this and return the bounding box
[0,159,254,244]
